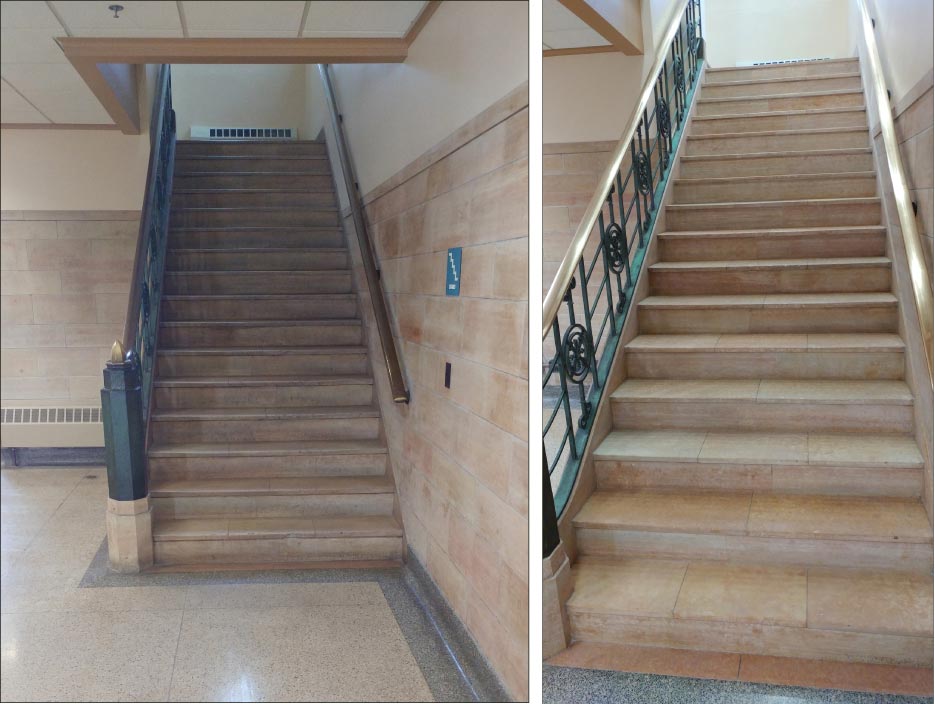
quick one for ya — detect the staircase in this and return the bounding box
[566,58,934,666]
[147,140,403,567]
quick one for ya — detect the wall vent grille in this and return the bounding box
[190,125,296,140]
[1,407,102,424]
[740,57,832,67]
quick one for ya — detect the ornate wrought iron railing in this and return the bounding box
[101,64,175,503]
[543,0,703,520]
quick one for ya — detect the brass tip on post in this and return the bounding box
[110,340,126,363]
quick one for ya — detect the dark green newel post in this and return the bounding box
[101,341,153,572]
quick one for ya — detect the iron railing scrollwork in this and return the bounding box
[543,0,704,525]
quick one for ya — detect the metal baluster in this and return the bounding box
[553,315,577,460]
[597,211,618,336]
[575,257,595,426]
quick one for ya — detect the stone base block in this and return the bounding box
[106,496,154,573]
[543,542,574,659]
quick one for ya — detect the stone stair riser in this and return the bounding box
[175,157,329,174]
[673,177,877,203]
[175,142,328,158]
[704,60,859,83]
[691,109,868,135]
[667,201,881,230]
[161,296,358,322]
[158,323,362,348]
[173,173,334,190]
[154,383,374,409]
[658,231,886,261]
[151,416,381,443]
[165,250,349,271]
[172,191,337,209]
[170,209,340,228]
[649,264,891,295]
[154,536,403,565]
[164,271,353,295]
[148,452,388,481]
[638,305,898,334]
[169,229,345,250]
[156,352,370,377]
[684,130,868,156]
[697,92,864,117]
[680,151,873,178]
[702,74,862,99]
[152,492,394,520]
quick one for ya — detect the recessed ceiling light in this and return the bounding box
[108,4,124,19]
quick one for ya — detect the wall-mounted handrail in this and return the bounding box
[319,64,410,403]
[542,0,704,518]
[855,0,934,383]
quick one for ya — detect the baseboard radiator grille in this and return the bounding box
[190,125,296,140]
[2,407,102,424]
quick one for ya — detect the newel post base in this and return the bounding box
[101,345,152,573]
[543,541,574,659]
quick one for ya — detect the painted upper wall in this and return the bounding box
[858,0,934,105]
[172,64,309,140]
[702,0,853,68]
[330,0,528,195]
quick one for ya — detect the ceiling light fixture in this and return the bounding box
[108,4,124,19]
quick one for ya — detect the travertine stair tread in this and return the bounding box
[658,225,885,239]
[650,256,889,271]
[176,155,328,160]
[153,515,402,541]
[687,126,867,139]
[154,375,371,387]
[151,475,395,497]
[165,270,350,276]
[171,226,342,232]
[692,106,866,122]
[174,206,338,212]
[572,490,932,542]
[699,88,864,103]
[626,333,904,352]
[681,147,870,161]
[173,188,334,193]
[593,429,923,468]
[175,171,335,176]
[157,345,367,355]
[566,557,933,636]
[162,293,356,301]
[151,405,380,421]
[667,196,880,210]
[640,292,897,308]
[611,378,912,404]
[166,248,346,255]
[160,319,360,327]
[702,71,862,88]
[674,171,876,184]
[148,438,387,457]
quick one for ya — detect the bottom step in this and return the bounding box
[152,515,403,565]
[567,557,933,667]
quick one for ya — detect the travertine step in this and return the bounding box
[673,173,877,203]
[161,294,358,321]
[610,378,913,433]
[152,514,403,565]
[151,475,394,520]
[658,226,886,261]
[172,190,336,209]
[169,227,344,250]
[697,90,864,117]
[566,557,933,665]
[691,107,868,134]
[704,59,859,84]
[701,73,861,99]
[164,270,353,294]
[683,128,868,156]
[572,489,933,571]
[175,156,330,174]
[648,257,890,295]
[156,346,370,377]
[680,148,873,178]
[625,333,905,380]
[158,319,362,348]
[151,405,381,443]
[593,429,922,497]
[173,173,333,190]
[638,293,898,334]
[175,140,327,157]
[153,375,373,409]
[165,248,349,271]
[170,207,340,229]
[667,197,880,231]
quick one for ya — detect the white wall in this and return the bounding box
[329,0,528,194]
[702,0,854,68]
[172,64,308,139]
[859,0,934,105]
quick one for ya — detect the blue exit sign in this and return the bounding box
[446,247,462,296]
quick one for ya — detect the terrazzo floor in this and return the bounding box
[0,466,505,702]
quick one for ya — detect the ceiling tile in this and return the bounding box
[49,1,183,36]
[543,28,610,49]
[0,29,69,63]
[302,1,425,38]
[1,63,88,95]
[182,1,306,36]
[544,0,587,31]
[0,80,49,123]
[24,90,112,123]
[0,1,65,30]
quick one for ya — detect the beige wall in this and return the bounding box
[339,85,528,698]
[702,0,853,68]
[330,0,527,194]
[859,0,934,106]
[172,64,309,140]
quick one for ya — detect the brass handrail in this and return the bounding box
[318,64,410,403]
[542,0,691,340]
[856,0,934,382]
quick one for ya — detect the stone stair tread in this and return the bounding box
[164,269,350,275]
[674,171,876,184]
[153,514,402,541]
[151,475,395,497]
[681,148,870,162]
[593,429,923,468]
[162,293,355,300]
[175,171,333,176]
[699,88,864,103]
[658,225,885,239]
[626,333,904,353]
[157,345,367,356]
[692,106,866,122]
[151,405,380,421]
[687,126,867,140]
[167,247,346,254]
[148,438,388,458]
[171,226,342,232]
[176,155,328,160]
[173,188,333,193]
[173,206,338,212]
[566,556,932,637]
[159,319,360,327]
[610,378,913,405]
[706,58,857,73]
[572,489,932,543]
[639,292,897,308]
[667,196,880,210]
[650,256,889,271]
[153,374,372,387]
[702,71,862,88]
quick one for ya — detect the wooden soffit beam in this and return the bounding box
[557,0,643,56]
